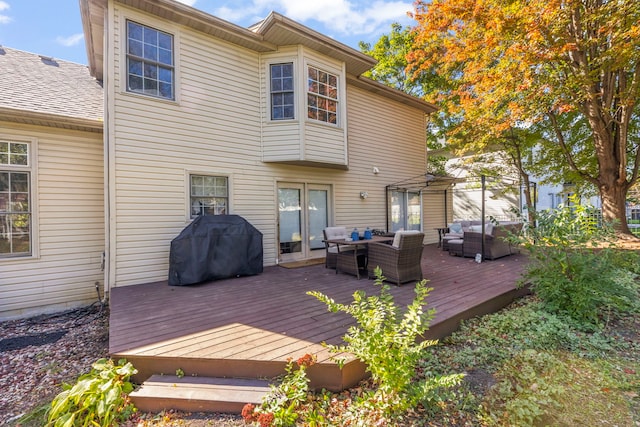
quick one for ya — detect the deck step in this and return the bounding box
[130,375,271,414]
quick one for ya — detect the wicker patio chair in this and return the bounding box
[322,227,354,269]
[366,231,425,285]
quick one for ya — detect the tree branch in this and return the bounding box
[548,110,598,186]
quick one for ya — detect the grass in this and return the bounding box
[417,295,640,426]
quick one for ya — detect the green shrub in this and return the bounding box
[308,268,463,419]
[46,358,137,427]
[515,200,640,326]
[422,296,626,377]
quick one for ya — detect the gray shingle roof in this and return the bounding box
[0,46,103,125]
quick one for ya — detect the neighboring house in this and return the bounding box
[0,47,104,320]
[444,156,522,222]
[78,0,438,296]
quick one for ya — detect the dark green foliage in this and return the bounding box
[514,200,640,326]
[46,358,137,427]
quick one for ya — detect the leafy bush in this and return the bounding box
[514,200,640,326]
[46,358,137,427]
[308,268,463,419]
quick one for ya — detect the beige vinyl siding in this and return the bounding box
[0,123,104,320]
[262,124,302,160]
[111,5,267,286]
[304,121,346,165]
[423,190,449,244]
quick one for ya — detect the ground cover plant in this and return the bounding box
[418,295,640,426]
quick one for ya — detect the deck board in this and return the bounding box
[110,244,528,389]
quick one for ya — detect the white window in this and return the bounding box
[270,63,295,120]
[307,66,338,125]
[190,175,228,218]
[126,20,174,100]
[0,141,31,257]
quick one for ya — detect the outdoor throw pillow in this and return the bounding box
[448,222,462,234]
[392,230,420,247]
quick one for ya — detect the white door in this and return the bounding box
[277,183,331,263]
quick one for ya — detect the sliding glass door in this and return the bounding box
[390,190,422,232]
[277,183,331,263]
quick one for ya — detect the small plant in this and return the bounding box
[308,268,463,419]
[46,358,137,427]
[242,353,316,427]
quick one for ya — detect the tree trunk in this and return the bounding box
[599,178,632,235]
[521,174,536,225]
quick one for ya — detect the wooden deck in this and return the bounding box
[110,244,529,392]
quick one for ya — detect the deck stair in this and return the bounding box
[130,375,271,414]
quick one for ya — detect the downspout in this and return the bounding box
[444,188,448,226]
[385,185,390,232]
[103,2,115,303]
[481,175,486,261]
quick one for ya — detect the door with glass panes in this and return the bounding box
[277,183,331,263]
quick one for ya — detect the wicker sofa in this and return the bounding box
[366,231,425,285]
[461,222,523,260]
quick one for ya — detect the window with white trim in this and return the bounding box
[307,66,338,124]
[126,20,174,100]
[270,63,294,120]
[0,141,31,257]
[190,175,228,218]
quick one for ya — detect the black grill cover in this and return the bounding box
[168,215,263,286]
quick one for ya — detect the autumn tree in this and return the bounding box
[409,0,640,235]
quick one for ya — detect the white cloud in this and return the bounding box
[56,33,84,47]
[214,6,253,23]
[203,0,414,46]
[176,0,198,6]
[255,0,412,35]
[0,1,11,24]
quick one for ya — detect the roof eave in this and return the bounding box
[254,12,377,76]
[346,75,438,114]
[0,107,104,133]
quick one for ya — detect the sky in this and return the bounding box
[0,0,416,65]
